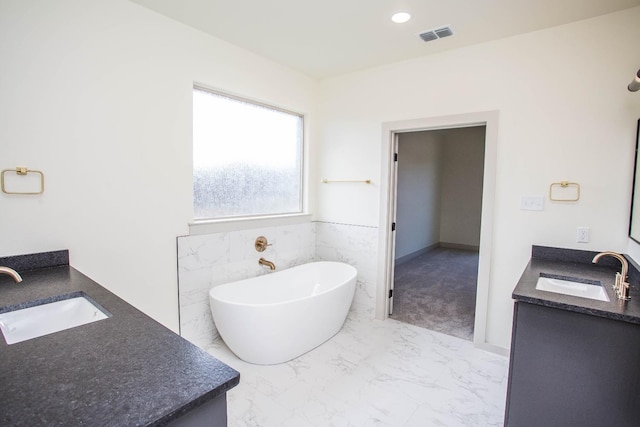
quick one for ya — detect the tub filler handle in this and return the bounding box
[255,236,272,252]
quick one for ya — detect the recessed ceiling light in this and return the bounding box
[391,12,411,24]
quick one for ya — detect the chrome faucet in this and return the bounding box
[258,258,276,270]
[592,251,630,300]
[0,266,22,283]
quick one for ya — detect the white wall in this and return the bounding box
[4,1,640,351]
[440,126,485,247]
[395,127,484,259]
[395,132,443,259]
[317,8,640,349]
[0,0,318,331]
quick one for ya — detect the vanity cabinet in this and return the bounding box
[0,250,239,427]
[504,301,640,427]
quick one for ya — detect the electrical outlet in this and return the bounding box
[577,227,590,243]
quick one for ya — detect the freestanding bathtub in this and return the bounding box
[209,261,357,365]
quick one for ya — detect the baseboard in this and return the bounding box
[395,243,439,265]
[439,242,480,252]
[474,341,509,357]
[395,242,480,265]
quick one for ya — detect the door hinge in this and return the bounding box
[391,222,396,231]
[394,153,398,162]
[389,289,393,298]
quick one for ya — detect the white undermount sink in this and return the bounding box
[0,295,109,345]
[536,275,610,302]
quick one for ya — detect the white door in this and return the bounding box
[388,133,399,315]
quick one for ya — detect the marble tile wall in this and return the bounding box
[177,221,380,349]
[177,223,316,348]
[315,222,379,318]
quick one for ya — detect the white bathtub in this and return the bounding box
[209,261,357,365]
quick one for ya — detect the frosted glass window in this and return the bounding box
[193,87,303,220]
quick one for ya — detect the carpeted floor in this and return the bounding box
[390,246,479,341]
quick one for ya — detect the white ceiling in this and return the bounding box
[129,0,640,79]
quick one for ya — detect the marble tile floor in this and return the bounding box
[206,311,508,427]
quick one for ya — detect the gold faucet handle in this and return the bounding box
[255,236,272,252]
[614,272,622,291]
[617,281,631,301]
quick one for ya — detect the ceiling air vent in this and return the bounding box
[434,26,454,38]
[419,31,438,42]
[419,26,454,43]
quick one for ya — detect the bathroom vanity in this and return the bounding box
[0,250,239,426]
[505,246,640,427]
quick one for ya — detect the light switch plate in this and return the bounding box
[520,195,544,211]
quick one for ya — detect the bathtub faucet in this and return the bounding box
[258,258,276,270]
[0,266,22,283]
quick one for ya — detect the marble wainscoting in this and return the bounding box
[315,222,379,318]
[177,221,379,349]
[177,223,316,349]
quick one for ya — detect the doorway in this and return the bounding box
[376,111,499,352]
[391,127,485,340]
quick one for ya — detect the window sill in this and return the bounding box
[188,213,312,235]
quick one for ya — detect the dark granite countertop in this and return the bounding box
[0,251,239,426]
[513,246,640,325]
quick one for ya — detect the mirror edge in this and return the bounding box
[629,118,640,243]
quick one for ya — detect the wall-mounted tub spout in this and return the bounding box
[0,266,22,283]
[259,258,276,270]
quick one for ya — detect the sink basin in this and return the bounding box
[536,275,610,302]
[0,294,110,345]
